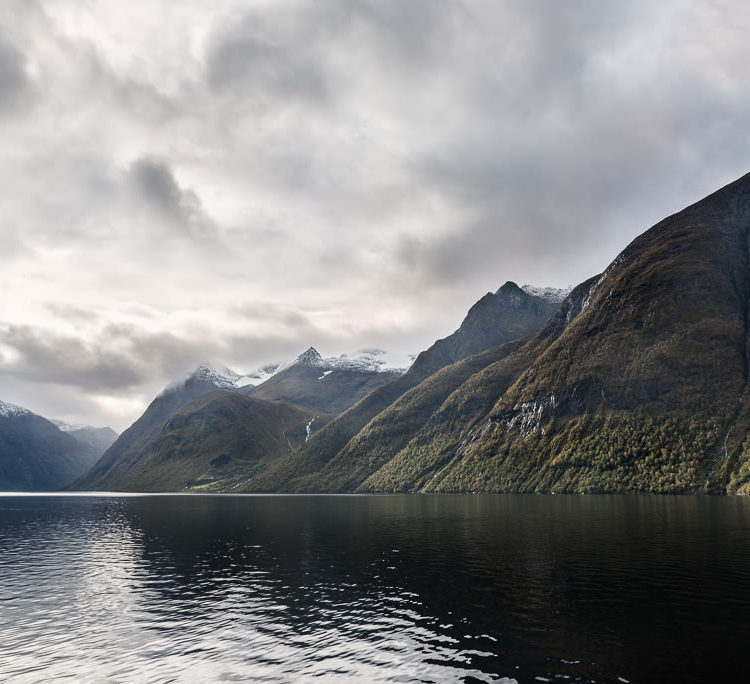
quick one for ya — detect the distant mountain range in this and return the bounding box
[71,349,405,491]
[11,173,750,495]
[0,401,116,491]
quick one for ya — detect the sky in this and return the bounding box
[1,0,750,431]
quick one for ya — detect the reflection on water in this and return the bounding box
[0,494,749,682]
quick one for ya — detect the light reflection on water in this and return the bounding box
[0,494,749,682]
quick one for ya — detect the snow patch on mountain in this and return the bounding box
[0,400,32,419]
[191,364,246,388]
[52,419,94,432]
[276,347,406,376]
[295,347,406,374]
[170,347,406,397]
[521,285,571,304]
[163,363,271,395]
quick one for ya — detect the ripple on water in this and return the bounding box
[1,493,749,683]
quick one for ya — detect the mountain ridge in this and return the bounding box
[1,401,105,491]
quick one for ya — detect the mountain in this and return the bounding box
[98,391,318,492]
[407,281,560,378]
[59,174,750,495]
[245,284,560,491]
[52,421,118,458]
[71,365,250,490]
[245,347,404,414]
[0,401,102,490]
[72,349,401,491]
[354,172,750,494]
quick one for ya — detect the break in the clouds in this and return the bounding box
[1,0,749,430]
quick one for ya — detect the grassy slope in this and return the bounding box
[114,392,321,492]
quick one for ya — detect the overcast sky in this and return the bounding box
[1,0,749,430]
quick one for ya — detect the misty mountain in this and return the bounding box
[0,401,103,491]
[52,421,118,459]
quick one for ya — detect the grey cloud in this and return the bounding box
[0,324,145,391]
[202,0,462,109]
[128,157,216,239]
[204,8,332,109]
[0,33,28,112]
[0,316,326,397]
[230,302,316,331]
[0,322,215,392]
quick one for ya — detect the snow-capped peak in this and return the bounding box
[521,285,571,304]
[51,419,98,432]
[295,347,326,367]
[162,363,269,395]
[191,363,245,389]
[0,400,32,419]
[281,347,406,375]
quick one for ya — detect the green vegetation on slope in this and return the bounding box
[113,391,321,492]
[287,341,524,492]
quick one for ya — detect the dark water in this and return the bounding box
[1,494,748,683]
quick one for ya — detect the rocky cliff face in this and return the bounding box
[408,281,559,378]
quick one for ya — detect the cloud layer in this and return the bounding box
[2,0,750,429]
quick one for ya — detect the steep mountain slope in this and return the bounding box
[407,281,559,378]
[246,347,403,414]
[246,284,560,491]
[361,172,750,494]
[0,401,101,490]
[359,277,601,492]
[72,367,246,490]
[107,392,316,492]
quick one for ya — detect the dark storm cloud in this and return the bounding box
[128,157,216,239]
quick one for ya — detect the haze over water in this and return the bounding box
[1,494,748,682]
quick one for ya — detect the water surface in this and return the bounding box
[0,494,748,682]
